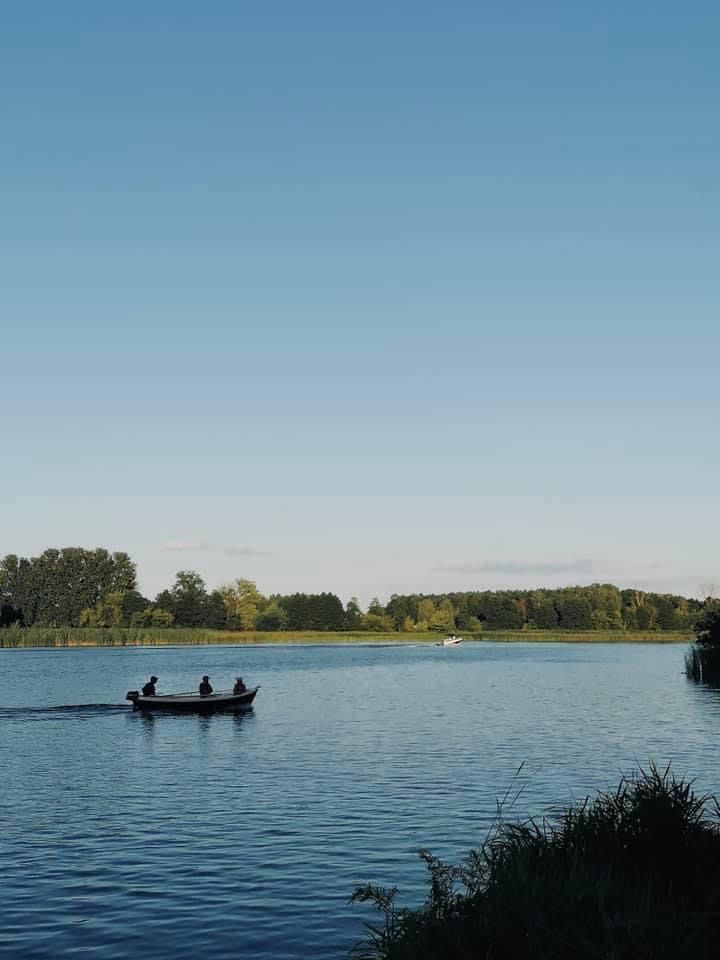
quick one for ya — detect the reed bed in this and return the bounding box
[0,628,426,648]
[482,630,691,644]
[350,764,720,960]
[0,628,693,648]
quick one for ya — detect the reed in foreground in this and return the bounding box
[350,765,720,960]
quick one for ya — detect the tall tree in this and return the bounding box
[162,571,208,627]
[343,597,363,630]
[220,579,265,630]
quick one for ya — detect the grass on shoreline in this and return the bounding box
[0,627,694,648]
[350,764,720,960]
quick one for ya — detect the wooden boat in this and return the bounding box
[126,686,259,713]
[436,636,463,647]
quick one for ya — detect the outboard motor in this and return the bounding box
[126,691,140,708]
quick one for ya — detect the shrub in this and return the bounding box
[350,765,720,960]
[695,607,720,647]
[685,607,720,682]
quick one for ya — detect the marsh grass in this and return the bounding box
[0,627,415,648]
[350,765,720,960]
[0,627,692,648]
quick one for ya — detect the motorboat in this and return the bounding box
[126,686,259,713]
[436,635,463,647]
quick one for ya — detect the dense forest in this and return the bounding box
[0,547,705,634]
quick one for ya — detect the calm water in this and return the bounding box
[2,641,718,959]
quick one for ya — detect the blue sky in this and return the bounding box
[2,2,719,603]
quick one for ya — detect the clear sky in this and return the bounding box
[2,2,718,604]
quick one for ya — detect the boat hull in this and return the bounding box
[127,687,259,713]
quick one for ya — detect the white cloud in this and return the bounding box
[223,545,270,556]
[160,539,269,556]
[433,559,596,576]
[161,538,213,552]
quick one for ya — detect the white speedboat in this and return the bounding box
[437,635,462,647]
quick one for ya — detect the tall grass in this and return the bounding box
[0,627,428,648]
[350,765,720,960]
[483,630,691,644]
[0,627,693,648]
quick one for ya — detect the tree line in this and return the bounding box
[0,547,706,633]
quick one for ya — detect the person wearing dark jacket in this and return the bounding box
[199,676,213,696]
[142,676,158,696]
[233,677,247,694]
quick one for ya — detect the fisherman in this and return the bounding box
[199,675,213,696]
[233,676,247,694]
[142,676,158,696]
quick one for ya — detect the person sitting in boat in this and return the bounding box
[142,676,158,696]
[199,675,213,696]
[233,677,247,694]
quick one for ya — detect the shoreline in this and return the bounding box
[0,629,694,649]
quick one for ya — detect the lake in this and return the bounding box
[1,641,718,959]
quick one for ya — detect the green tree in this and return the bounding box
[360,612,395,632]
[121,589,149,626]
[479,594,524,630]
[417,598,436,624]
[529,595,558,630]
[429,598,455,633]
[150,607,174,627]
[654,595,680,631]
[386,594,417,630]
[367,597,385,617]
[220,578,265,630]
[277,592,345,630]
[163,571,208,627]
[695,605,720,647]
[343,597,363,629]
[556,595,593,630]
[205,590,227,630]
[254,601,288,631]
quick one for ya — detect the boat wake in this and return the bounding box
[0,704,129,722]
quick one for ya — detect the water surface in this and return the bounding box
[1,641,716,959]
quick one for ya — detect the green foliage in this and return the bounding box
[204,590,227,630]
[78,590,125,627]
[129,606,174,628]
[428,598,455,633]
[685,605,720,683]
[254,601,288,631]
[360,612,395,632]
[527,593,558,630]
[344,597,363,630]
[150,607,174,627]
[350,765,720,960]
[219,578,265,630]
[417,599,436,624]
[556,594,593,630]
[165,570,209,627]
[695,606,720,648]
[386,594,417,630]
[0,627,691,649]
[0,546,706,635]
[278,592,345,630]
[0,548,137,627]
[479,594,524,630]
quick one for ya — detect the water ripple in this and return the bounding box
[1,642,715,959]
